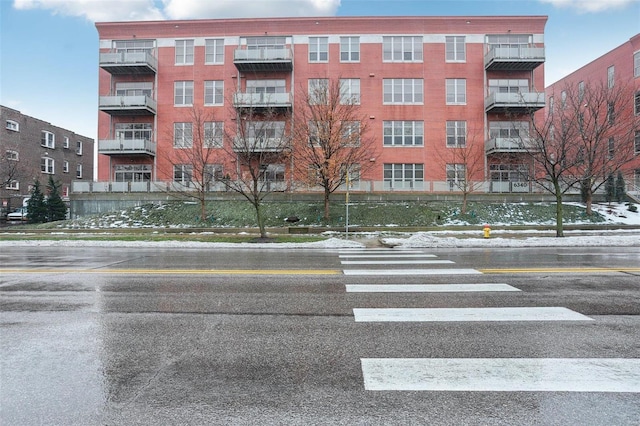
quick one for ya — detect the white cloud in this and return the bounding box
[161,0,341,20]
[13,0,341,22]
[13,0,165,21]
[539,0,637,13]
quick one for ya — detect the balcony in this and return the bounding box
[99,95,157,116]
[234,48,293,72]
[484,47,545,71]
[485,137,534,155]
[233,92,292,109]
[98,139,156,157]
[485,92,545,113]
[233,137,289,153]
[99,51,157,74]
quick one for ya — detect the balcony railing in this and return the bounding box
[233,48,293,72]
[485,137,533,154]
[485,92,545,113]
[99,51,157,74]
[99,95,157,116]
[484,46,545,71]
[233,137,289,153]
[98,139,156,156]
[233,92,292,109]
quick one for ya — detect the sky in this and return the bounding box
[1,0,639,152]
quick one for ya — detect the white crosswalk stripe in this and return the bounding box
[345,283,520,292]
[353,307,593,322]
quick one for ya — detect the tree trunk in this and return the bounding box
[554,190,564,237]
[200,196,207,222]
[461,191,468,215]
[254,202,267,238]
[323,187,331,220]
[585,188,593,216]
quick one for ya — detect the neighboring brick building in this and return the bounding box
[94,16,547,194]
[546,34,640,195]
[1,106,94,215]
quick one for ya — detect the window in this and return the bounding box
[340,79,360,104]
[115,82,153,97]
[383,121,424,146]
[309,37,328,62]
[383,163,424,189]
[63,136,69,149]
[205,39,224,64]
[246,36,286,51]
[383,79,423,104]
[608,137,615,159]
[383,36,423,62]
[204,164,223,182]
[446,121,467,147]
[6,150,18,161]
[6,180,19,190]
[549,96,554,115]
[309,79,329,104]
[635,130,640,154]
[76,141,83,155]
[204,122,224,148]
[561,91,567,108]
[608,102,615,124]
[173,164,193,184]
[488,79,529,96]
[41,157,54,174]
[489,121,529,143]
[247,79,286,94]
[63,160,69,173]
[340,37,360,62]
[578,81,585,102]
[607,65,615,88]
[5,120,19,131]
[634,91,640,116]
[446,164,466,188]
[204,80,224,105]
[262,164,285,184]
[114,39,154,54]
[342,121,360,146]
[175,39,194,65]
[446,79,466,104]
[174,122,193,148]
[445,36,466,61]
[174,81,194,106]
[41,131,55,148]
[115,123,153,141]
[76,164,83,179]
[635,52,640,78]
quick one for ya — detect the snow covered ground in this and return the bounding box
[1,203,638,249]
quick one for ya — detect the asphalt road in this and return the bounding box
[1,246,639,425]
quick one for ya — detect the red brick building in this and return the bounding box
[546,34,640,195]
[95,16,547,193]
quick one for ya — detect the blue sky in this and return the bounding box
[1,0,639,148]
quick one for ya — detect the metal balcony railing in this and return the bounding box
[99,51,157,74]
[98,139,156,156]
[233,92,292,109]
[484,46,545,70]
[485,92,545,113]
[99,95,157,115]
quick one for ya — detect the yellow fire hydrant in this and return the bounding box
[483,224,491,239]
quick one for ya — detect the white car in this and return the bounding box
[7,207,27,221]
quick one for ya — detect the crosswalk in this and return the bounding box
[339,248,640,393]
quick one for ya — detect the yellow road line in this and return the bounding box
[0,268,342,275]
[480,267,640,274]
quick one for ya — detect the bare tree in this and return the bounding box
[220,102,292,238]
[292,78,378,220]
[160,107,224,221]
[435,124,485,214]
[562,80,639,215]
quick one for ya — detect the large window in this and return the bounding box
[174,81,194,106]
[342,121,360,146]
[115,82,152,97]
[41,131,55,148]
[115,164,151,182]
[340,36,360,62]
[173,164,193,184]
[340,79,360,104]
[383,121,424,146]
[446,121,467,147]
[204,122,224,148]
[114,39,154,54]
[608,65,615,88]
[446,79,466,104]
[247,79,286,94]
[383,163,424,188]
[174,122,193,148]
[309,37,328,62]
[41,157,54,174]
[635,52,640,78]
[489,121,529,141]
[445,36,466,62]
[488,79,529,95]
[205,38,224,64]
[383,79,423,104]
[446,164,466,188]
[246,36,286,50]
[115,123,153,141]
[383,36,423,62]
[204,164,224,183]
[175,39,194,65]
[204,81,224,105]
[309,79,329,104]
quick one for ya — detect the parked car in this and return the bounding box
[7,207,27,221]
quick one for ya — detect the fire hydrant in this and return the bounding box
[483,224,491,239]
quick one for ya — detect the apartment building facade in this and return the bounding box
[1,106,94,214]
[546,34,640,194]
[93,16,546,194]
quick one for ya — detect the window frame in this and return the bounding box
[383,78,424,105]
[6,180,19,190]
[446,78,467,105]
[174,81,194,106]
[173,164,193,184]
[5,119,19,132]
[6,150,19,161]
[204,121,224,148]
[446,121,467,147]
[41,157,55,174]
[204,80,224,106]
[383,163,424,188]
[205,38,224,64]
[445,36,466,62]
[76,164,83,179]
[63,160,69,173]
[383,121,424,147]
[340,78,361,105]
[308,78,329,104]
[41,131,55,149]
[340,36,360,62]
[173,122,193,148]
[309,37,329,63]
[76,141,83,155]
[383,36,423,62]
[175,39,194,65]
